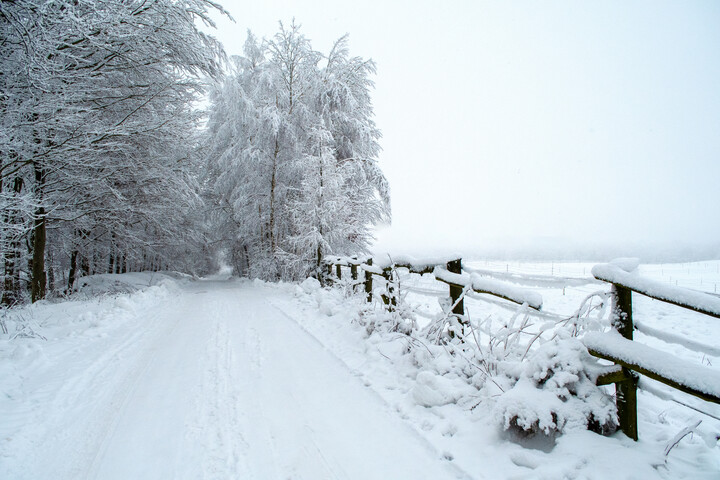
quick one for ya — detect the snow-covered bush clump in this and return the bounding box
[356,301,416,336]
[334,272,416,335]
[491,338,617,436]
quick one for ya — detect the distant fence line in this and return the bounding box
[323,255,720,442]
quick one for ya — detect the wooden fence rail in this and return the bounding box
[323,255,542,327]
[584,262,720,441]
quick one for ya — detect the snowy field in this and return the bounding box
[1,261,719,479]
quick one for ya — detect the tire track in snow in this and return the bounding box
[227,287,472,480]
[85,284,232,479]
[194,309,251,479]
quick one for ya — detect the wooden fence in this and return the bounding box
[584,262,720,441]
[324,255,720,442]
[323,256,542,322]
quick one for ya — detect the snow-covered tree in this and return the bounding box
[206,23,390,281]
[1,0,226,302]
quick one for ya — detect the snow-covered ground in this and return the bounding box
[1,261,719,479]
[0,274,465,479]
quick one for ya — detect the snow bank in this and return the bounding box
[76,271,189,297]
[412,371,473,407]
[0,271,190,480]
[300,277,321,294]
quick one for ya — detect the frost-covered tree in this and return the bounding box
[1,0,226,302]
[206,23,390,281]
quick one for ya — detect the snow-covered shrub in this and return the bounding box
[316,268,618,439]
[355,297,416,336]
[491,338,617,436]
[412,289,618,437]
[348,270,418,336]
[423,288,473,344]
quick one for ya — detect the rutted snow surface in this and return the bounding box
[0,280,467,480]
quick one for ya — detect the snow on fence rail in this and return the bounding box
[323,256,542,335]
[592,263,720,318]
[585,260,720,441]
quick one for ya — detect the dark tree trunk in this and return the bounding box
[30,161,46,303]
[47,247,55,293]
[67,249,78,293]
[30,207,46,302]
[108,233,116,273]
[2,244,21,306]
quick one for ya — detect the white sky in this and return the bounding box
[207,0,720,259]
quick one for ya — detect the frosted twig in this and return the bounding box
[664,420,701,457]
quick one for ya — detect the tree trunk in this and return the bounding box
[2,247,19,306]
[30,161,46,303]
[269,138,279,254]
[47,247,55,293]
[30,206,46,302]
[316,152,324,270]
[67,249,78,293]
[1,177,24,305]
[108,233,116,273]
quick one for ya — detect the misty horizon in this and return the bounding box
[372,233,720,263]
[209,1,720,263]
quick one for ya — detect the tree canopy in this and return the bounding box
[1,0,227,303]
[1,5,390,303]
[205,22,390,281]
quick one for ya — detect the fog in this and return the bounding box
[210,1,720,261]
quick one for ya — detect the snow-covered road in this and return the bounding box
[2,280,468,479]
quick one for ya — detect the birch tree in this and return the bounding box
[206,23,390,281]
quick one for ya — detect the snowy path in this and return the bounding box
[3,280,468,480]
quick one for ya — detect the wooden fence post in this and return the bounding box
[446,259,465,338]
[389,276,397,309]
[612,283,638,441]
[336,264,342,280]
[380,268,397,311]
[364,259,373,302]
[351,263,358,290]
[447,259,464,317]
